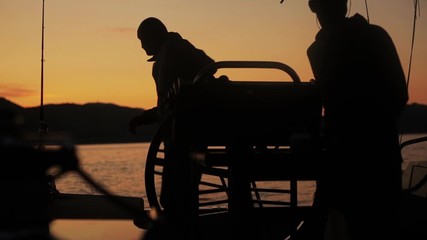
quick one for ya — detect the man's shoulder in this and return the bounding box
[349,14,388,35]
[167,32,191,46]
[165,32,198,52]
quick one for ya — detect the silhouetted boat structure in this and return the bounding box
[141,61,427,240]
[1,1,426,240]
[2,60,426,240]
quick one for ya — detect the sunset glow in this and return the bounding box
[1,0,427,109]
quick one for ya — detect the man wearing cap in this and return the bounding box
[129,17,215,239]
[304,0,408,239]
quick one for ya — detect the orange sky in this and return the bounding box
[1,0,427,109]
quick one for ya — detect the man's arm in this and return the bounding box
[128,107,158,134]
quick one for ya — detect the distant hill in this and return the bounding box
[0,97,24,112]
[1,97,426,144]
[0,97,158,144]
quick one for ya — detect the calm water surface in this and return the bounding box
[50,134,427,240]
[55,134,427,200]
[55,143,148,199]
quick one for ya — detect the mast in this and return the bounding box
[39,0,48,148]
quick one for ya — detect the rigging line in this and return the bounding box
[40,0,45,125]
[364,0,370,23]
[400,0,420,145]
[406,0,420,90]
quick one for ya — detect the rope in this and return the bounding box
[364,0,370,23]
[406,0,421,90]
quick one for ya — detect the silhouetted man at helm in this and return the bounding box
[130,17,215,127]
[303,0,408,239]
[128,17,215,239]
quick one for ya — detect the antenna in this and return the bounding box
[38,0,48,148]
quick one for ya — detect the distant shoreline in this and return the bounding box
[2,97,427,144]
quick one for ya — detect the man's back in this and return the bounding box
[305,2,408,239]
[150,31,214,126]
[152,32,214,99]
[307,13,407,139]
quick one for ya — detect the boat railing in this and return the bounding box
[401,135,427,197]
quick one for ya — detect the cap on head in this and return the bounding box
[308,0,348,27]
[137,17,168,40]
[137,17,168,57]
[309,0,348,13]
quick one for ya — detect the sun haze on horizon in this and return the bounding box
[1,0,426,109]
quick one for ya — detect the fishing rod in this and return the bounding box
[39,0,48,148]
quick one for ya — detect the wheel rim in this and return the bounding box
[144,116,172,211]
